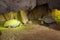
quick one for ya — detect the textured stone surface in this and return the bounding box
[37,0,48,6]
[48,0,60,9]
[0,0,36,13]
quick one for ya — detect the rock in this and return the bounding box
[48,0,60,10]
[0,0,36,13]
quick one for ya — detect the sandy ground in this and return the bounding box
[0,23,60,40]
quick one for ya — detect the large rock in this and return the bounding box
[37,0,48,6]
[0,0,36,13]
[48,0,60,9]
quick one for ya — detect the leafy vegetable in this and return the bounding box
[52,9,60,22]
[4,19,21,28]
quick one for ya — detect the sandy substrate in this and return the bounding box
[0,23,60,40]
